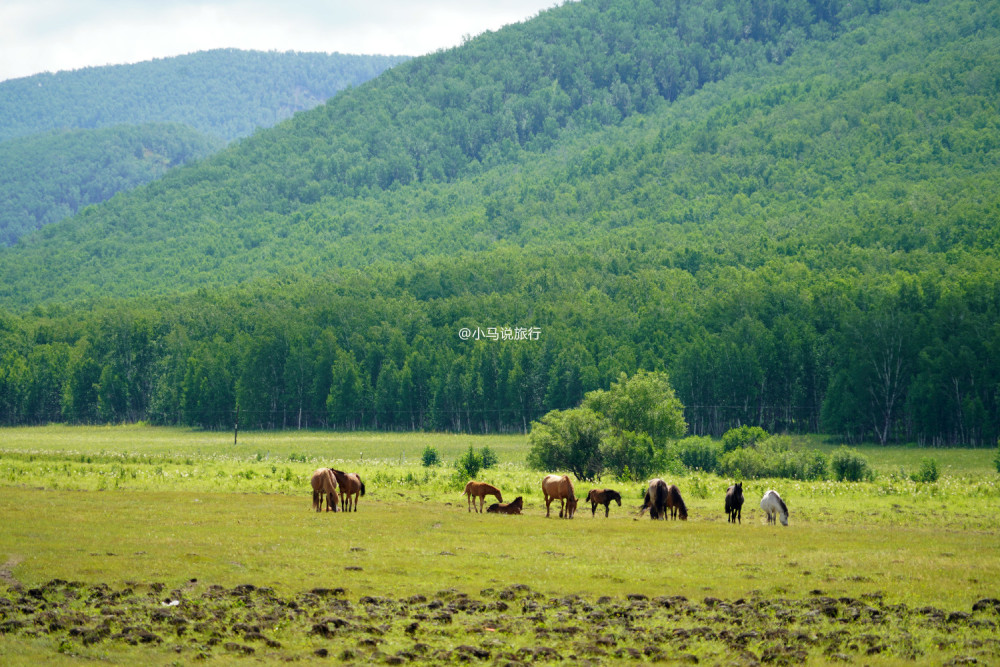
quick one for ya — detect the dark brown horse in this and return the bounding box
[464,480,503,513]
[486,496,523,514]
[640,479,666,519]
[330,468,366,512]
[665,484,688,520]
[586,488,622,517]
[542,474,577,518]
[725,482,744,524]
[310,468,339,512]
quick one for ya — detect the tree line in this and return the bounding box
[1,248,997,446]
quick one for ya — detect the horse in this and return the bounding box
[760,489,789,526]
[639,478,668,519]
[310,468,339,512]
[665,484,688,520]
[486,496,523,515]
[464,480,503,513]
[542,474,577,518]
[725,482,744,524]
[586,488,622,517]
[330,469,366,512]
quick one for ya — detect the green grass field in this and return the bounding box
[1,426,999,665]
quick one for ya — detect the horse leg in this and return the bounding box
[604,502,610,518]
[544,494,551,517]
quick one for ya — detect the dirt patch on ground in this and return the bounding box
[1,580,998,664]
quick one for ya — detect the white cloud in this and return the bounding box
[0,0,565,82]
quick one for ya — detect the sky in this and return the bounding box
[0,0,566,82]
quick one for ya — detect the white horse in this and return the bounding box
[760,489,788,526]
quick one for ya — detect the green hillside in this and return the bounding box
[0,0,997,446]
[0,49,409,143]
[0,124,223,246]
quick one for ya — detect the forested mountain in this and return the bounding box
[0,124,223,246]
[0,49,407,244]
[0,0,997,446]
[0,49,409,143]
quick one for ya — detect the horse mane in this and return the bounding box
[776,493,788,516]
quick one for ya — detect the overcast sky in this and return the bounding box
[1,0,566,82]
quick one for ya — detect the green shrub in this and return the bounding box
[672,436,721,473]
[721,425,770,453]
[716,437,828,480]
[602,430,656,481]
[479,445,498,470]
[421,446,440,467]
[910,457,939,483]
[994,439,1000,474]
[455,445,482,480]
[831,446,874,482]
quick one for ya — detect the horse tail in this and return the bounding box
[359,479,366,496]
[312,489,320,511]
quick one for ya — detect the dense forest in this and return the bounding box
[0,124,223,246]
[0,49,409,143]
[0,0,997,446]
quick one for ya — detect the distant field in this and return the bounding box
[1,426,998,664]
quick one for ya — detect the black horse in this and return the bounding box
[725,482,744,524]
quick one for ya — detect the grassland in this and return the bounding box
[1,426,998,665]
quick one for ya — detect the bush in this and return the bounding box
[602,430,656,481]
[721,425,770,453]
[479,445,498,470]
[831,446,874,482]
[995,439,1000,474]
[421,446,440,467]
[672,436,721,473]
[716,437,828,480]
[455,445,482,480]
[911,457,939,483]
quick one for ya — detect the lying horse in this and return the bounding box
[330,469,366,512]
[666,484,688,520]
[725,482,744,524]
[486,496,523,514]
[639,478,667,519]
[586,488,622,517]
[464,480,503,513]
[542,474,577,518]
[760,489,789,526]
[311,468,339,512]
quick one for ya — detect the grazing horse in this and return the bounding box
[330,469,366,512]
[464,480,503,513]
[725,482,744,524]
[311,468,339,512]
[639,479,668,519]
[586,488,622,517]
[665,484,688,520]
[486,496,523,514]
[542,475,577,518]
[760,489,789,526]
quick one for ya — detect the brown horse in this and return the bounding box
[666,484,688,520]
[330,469,366,512]
[464,480,503,513]
[311,468,339,512]
[542,474,577,519]
[486,496,523,514]
[586,488,622,517]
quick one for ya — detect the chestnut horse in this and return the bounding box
[542,474,577,518]
[586,488,622,517]
[725,482,744,524]
[486,496,523,514]
[330,469,366,512]
[311,468,339,512]
[464,480,503,513]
